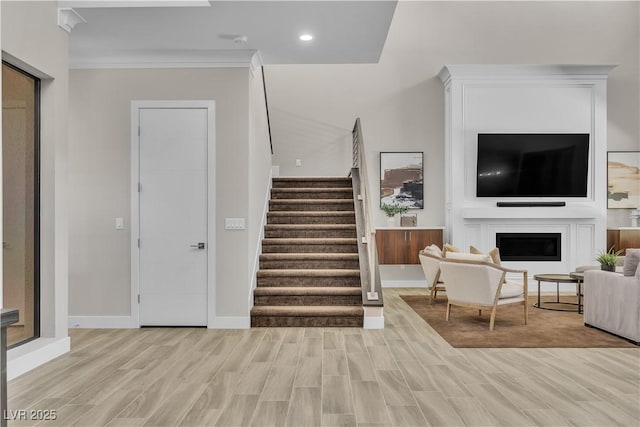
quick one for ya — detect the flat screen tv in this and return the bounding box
[476,133,589,197]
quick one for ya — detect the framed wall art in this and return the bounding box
[607,151,640,209]
[380,152,423,209]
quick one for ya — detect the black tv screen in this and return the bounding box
[476,134,589,197]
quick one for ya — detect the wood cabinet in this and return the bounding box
[376,228,444,264]
[607,229,640,255]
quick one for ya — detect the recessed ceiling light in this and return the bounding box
[299,34,313,41]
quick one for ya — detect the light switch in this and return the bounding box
[295,159,302,167]
[225,218,246,230]
[115,217,124,230]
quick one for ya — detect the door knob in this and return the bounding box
[190,242,206,249]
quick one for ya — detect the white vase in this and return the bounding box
[386,216,397,227]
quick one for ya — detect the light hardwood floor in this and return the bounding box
[7,288,640,427]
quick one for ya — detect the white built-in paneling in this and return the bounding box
[438,64,615,278]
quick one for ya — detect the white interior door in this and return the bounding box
[138,107,208,326]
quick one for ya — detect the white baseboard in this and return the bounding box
[363,306,384,329]
[68,316,136,328]
[364,316,385,329]
[7,336,71,380]
[382,280,426,288]
[210,316,250,329]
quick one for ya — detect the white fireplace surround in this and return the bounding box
[438,64,616,279]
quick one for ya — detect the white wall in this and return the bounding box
[2,0,71,372]
[68,67,265,323]
[268,1,640,229]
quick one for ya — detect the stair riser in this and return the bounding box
[251,316,363,327]
[257,276,361,287]
[254,295,362,306]
[271,191,353,200]
[272,180,352,189]
[259,259,360,270]
[267,214,355,224]
[269,201,354,212]
[262,244,358,254]
[265,229,356,239]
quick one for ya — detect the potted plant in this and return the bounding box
[595,247,623,272]
[381,202,409,226]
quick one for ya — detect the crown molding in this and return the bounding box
[69,48,261,70]
[59,0,211,8]
[58,8,87,33]
[438,64,618,85]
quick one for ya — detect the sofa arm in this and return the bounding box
[583,270,640,343]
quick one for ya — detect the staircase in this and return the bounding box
[250,177,364,327]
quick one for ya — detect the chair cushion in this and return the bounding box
[499,281,524,299]
[423,244,442,258]
[442,243,459,258]
[445,252,491,263]
[470,246,502,265]
[623,249,640,277]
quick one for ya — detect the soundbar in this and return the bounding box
[497,202,566,207]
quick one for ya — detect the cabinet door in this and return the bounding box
[376,230,406,264]
[406,229,444,264]
[619,230,640,255]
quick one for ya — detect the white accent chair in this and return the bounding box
[418,251,445,304]
[439,257,528,331]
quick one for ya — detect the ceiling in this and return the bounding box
[67,1,398,68]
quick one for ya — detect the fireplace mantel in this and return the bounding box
[439,64,615,276]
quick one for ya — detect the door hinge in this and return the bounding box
[138,182,141,192]
[137,294,140,304]
[137,238,140,248]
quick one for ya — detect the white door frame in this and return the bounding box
[130,100,216,328]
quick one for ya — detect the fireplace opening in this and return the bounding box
[496,233,561,262]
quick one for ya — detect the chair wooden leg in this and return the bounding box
[489,306,497,331]
[523,301,528,325]
[429,287,435,304]
[446,303,451,321]
[478,309,482,317]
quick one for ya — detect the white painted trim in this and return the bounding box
[249,51,264,76]
[57,8,86,33]
[131,100,216,328]
[363,306,384,329]
[438,64,617,84]
[248,169,273,311]
[68,316,136,329]
[7,337,71,380]
[70,60,259,70]
[381,280,426,288]
[60,0,210,8]
[69,49,260,70]
[211,316,250,329]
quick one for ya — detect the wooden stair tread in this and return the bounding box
[251,305,364,316]
[272,188,352,192]
[254,287,362,296]
[273,177,352,182]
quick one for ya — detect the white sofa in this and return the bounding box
[583,265,640,344]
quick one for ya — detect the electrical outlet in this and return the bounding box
[295,159,302,167]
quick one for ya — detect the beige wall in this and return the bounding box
[248,69,273,301]
[68,67,263,319]
[2,0,69,340]
[268,1,640,228]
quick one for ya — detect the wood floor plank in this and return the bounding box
[214,394,259,427]
[285,387,321,427]
[5,288,639,427]
[350,380,391,425]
